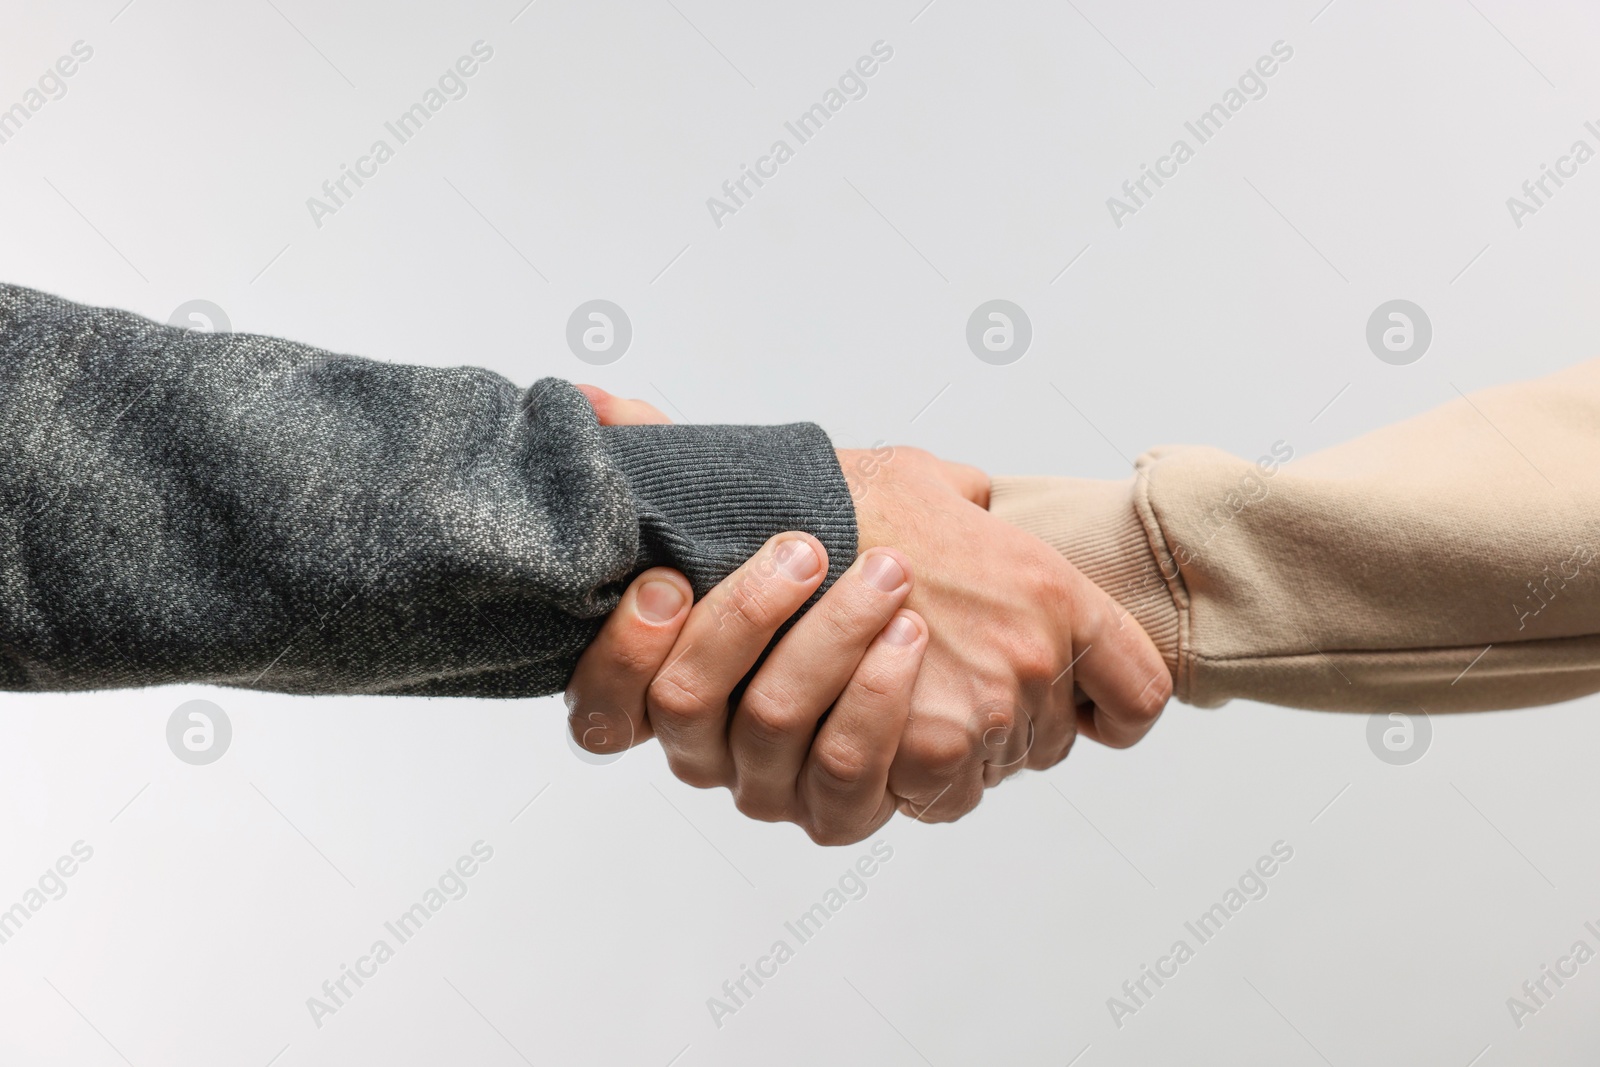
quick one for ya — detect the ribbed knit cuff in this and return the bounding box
[601,422,857,602]
[990,475,1183,689]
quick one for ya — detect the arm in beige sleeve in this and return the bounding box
[991,359,1600,713]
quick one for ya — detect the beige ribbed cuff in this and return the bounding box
[990,475,1184,698]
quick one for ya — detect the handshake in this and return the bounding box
[564,388,1173,845]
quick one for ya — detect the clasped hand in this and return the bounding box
[564,388,1171,844]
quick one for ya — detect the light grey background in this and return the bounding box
[2,0,1598,1063]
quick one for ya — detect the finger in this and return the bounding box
[1066,582,1173,749]
[885,698,987,825]
[575,384,672,426]
[935,459,991,508]
[647,533,828,789]
[977,698,1041,787]
[728,548,914,822]
[1002,684,1083,774]
[565,567,692,756]
[1013,680,1082,774]
[800,610,926,845]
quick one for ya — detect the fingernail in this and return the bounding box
[882,615,919,646]
[861,552,905,592]
[636,579,686,622]
[775,539,821,581]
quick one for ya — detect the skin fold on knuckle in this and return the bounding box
[810,736,874,793]
[731,785,794,824]
[975,702,1019,749]
[904,719,973,781]
[1073,589,1111,642]
[646,670,722,731]
[606,634,669,680]
[736,682,809,749]
[812,593,880,647]
[713,570,792,634]
[844,659,908,710]
[1013,636,1062,689]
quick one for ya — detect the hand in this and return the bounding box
[566,536,927,845]
[839,444,1171,820]
[575,385,1173,827]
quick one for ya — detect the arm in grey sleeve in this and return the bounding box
[0,283,856,696]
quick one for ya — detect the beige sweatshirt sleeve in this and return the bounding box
[990,359,1600,713]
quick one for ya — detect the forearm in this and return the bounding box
[0,283,854,696]
[993,360,1600,712]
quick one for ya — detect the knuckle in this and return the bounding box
[1014,638,1060,686]
[1072,585,1109,632]
[979,700,1018,737]
[848,656,906,702]
[811,737,873,790]
[731,787,791,823]
[1028,549,1073,598]
[606,636,665,679]
[715,575,791,633]
[978,705,1026,761]
[738,683,808,748]
[911,784,983,824]
[708,588,753,632]
[647,672,722,728]
[904,721,973,779]
[811,598,866,646]
[662,755,723,791]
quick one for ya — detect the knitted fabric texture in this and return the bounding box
[0,283,855,696]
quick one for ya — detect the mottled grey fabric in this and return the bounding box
[0,283,855,696]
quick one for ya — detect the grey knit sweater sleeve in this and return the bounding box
[0,283,856,696]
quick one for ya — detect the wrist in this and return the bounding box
[989,475,1182,685]
[837,446,927,551]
